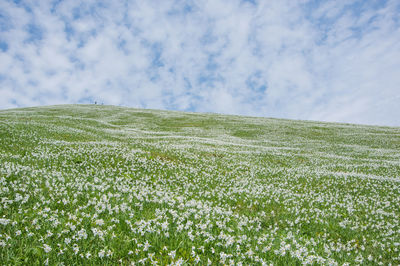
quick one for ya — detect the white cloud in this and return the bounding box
[0,0,399,126]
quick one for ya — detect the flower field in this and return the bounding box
[0,104,399,265]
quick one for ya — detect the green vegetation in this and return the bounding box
[0,104,399,265]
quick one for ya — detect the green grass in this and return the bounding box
[0,104,399,265]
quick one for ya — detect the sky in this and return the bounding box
[0,0,400,126]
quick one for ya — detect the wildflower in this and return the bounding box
[176,258,184,266]
[143,240,151,251]
[95,219,105,226]
[107,249,113,257]
[0,218,11,225]
[72,244,79,255]
[161,220,169,231]
[148,253,155,260]
[46,230,53,238]
[98,250,105,258]
[168,250,176,259]
[43,244,52,253]
[77,229,87,239]
[246,249,254,257]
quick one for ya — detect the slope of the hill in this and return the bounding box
[0,104,399,264]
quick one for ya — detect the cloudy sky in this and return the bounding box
[1,0,399,126]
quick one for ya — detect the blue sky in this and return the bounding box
[0,0,399,126]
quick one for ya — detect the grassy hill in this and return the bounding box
[0,104,399,265]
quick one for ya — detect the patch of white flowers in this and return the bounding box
[0,105,399,264]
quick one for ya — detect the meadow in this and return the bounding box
[0,104,399,265]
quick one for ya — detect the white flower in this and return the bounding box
[77,229,87,239]
[176,258,184,266]
[95,219,104,226]
[168,250,176,259]
[0,218,11,225]
[43,244,52,253]
[73,244,79,255]
[98,250,105,258]
[161,221,169,231]
[143,241,151,251]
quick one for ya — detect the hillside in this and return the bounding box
[0,104,399,264]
